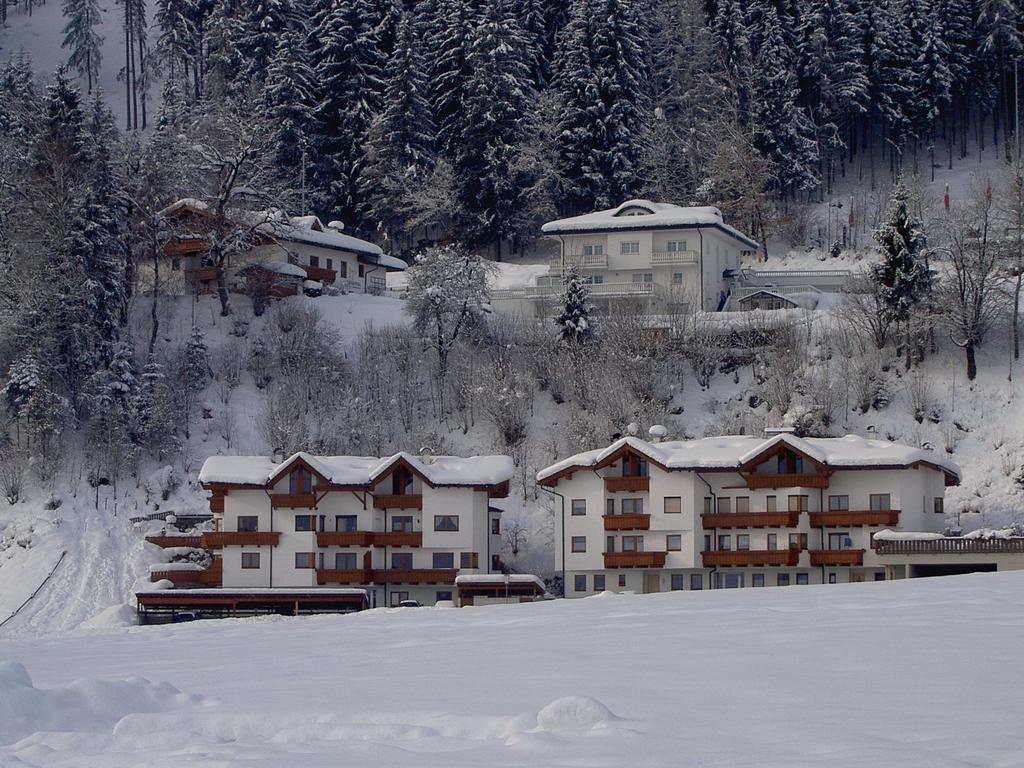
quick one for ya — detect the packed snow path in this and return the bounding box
[2,502,149,636]
[1,572,1022,766]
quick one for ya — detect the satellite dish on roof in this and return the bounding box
[327,220,345,231]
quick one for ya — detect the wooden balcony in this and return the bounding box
[150,559,222,587]
[164,237,208,255]
[372,531,423,547]
[316,568,370,585]
[603,551,667,568]
[373,568,456,584]
[701,511,799,529]
[373,494,423,510]
[316,531,373,547]
[145,534,204,549]
[603,513,651,531]
[809,510,899,527]
[270,492,318,509]
[810,549,865,566]
[744,473,829,490]
[604,476,650,492]
[702,549,799,567]
[200,531,281,548]
[184,265,218,282]
[303,265,337,283]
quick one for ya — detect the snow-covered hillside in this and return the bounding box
[1,571,1022,766]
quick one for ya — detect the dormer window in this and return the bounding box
[615,205,654,217]
[623,453,648,478]
[290,467,313,494]
[392,466,414,495]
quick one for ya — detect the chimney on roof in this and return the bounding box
[272,448,285,463]
[763,426,796,437]
[648,425,668,443]
[626,422,639,437]
[327,220,345,231]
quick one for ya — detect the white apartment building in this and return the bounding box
[190,451,518,607]
[538,431,962,594]
[492,199,759,315]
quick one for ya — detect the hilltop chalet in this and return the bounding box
[157,199,406,296]
[492,200,759,315]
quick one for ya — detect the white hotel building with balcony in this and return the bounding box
[162,451,540,608]
[492,200,759,315]
[538,431,962,594]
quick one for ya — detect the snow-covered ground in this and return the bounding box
[1,571,1022,766]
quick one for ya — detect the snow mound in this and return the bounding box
[535,696,617,734]
[80,603,137,631]
[0,661,202,746]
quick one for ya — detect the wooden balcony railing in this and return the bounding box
[316,568,370,585]
[745,473,829,490]
[809,549,865,566]
[164,237,208,255]
[184,265,218,281]
[701,511,799,529]
[603,513,651,531]
[150,559,222,587]
[702,549,799,567]
[603,551,667,568]
[145,534,203,549]
[303,265,337,283]
[200,531,281,548]
[270,493,318,509]
[316,531,373,547]
[873,538,1024,555]
[372,531,423,547]
[809,510,899,527]
[604,476,650,492]
[372,494,423,510]
[372,568,457,584]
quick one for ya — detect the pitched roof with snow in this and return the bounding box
[541,199,760,249]
[536,433,961,484]
[158,200,406,271]
[199,451,514,489]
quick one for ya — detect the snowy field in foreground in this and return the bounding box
[1,573,1022,767]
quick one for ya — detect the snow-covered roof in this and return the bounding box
[454,574,547,590]
[737,289,798,305]
[261,261,307,278]
[541,199,760,249]
[199,451,514,488]
[537,434,961,484]
[158,200,406,272]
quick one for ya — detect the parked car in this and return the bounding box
[397,600,420,608]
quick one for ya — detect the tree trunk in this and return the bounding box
[965,341,977,381]
[149,246,159,354]
[215,265,232,317]
[1014,271,1022,361]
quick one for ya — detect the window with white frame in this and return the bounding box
[571,536,586,553]
[582,243,604,256]
[621,241,640,255]
[666,240,688,252]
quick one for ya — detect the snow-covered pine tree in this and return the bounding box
[750,6,819,196]
[61,0,103,92]
[310,0,383,225]
[453,0,534,255]
[131,354,178,454]
[238,0,306,85]
[911,0,953,173]
[424,0,477,157]
[552,0,650,213]
[710,0,751,115]
[871,179,931,366]
[181,325,211,390]
[556,267,594,344]
[264,27,317,188]
[154,0,196,84]
[361,11,435,250]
